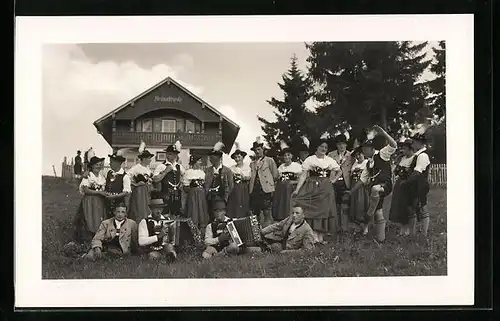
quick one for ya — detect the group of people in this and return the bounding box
[65,124,432,262]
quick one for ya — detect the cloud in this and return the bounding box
[42,44,203,175]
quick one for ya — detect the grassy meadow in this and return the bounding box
[42,176,447,279]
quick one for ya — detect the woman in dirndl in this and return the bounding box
[273,140,302,222]
[388,139,416,236]
[127,142,154,223]
[73,156,107,244]
[227,142,251,218]
[348,147,369,230]
[291,133,341,244]
[183,155,210,229]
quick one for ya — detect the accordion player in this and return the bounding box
[225,215,262,247]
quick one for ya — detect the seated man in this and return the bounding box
[202,200,242,259]
[260,206,315,253]
[138,197,177,261]
[84,203,138,261]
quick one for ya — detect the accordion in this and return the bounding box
[226,216,262,247]
[166,218,203,248]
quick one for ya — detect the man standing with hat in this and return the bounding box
[249,136,279,227]
[202,199,241,259]
[204,141,234,221]
[152,141,185,217]
[103,149,132,218]
[345,125,397,242]
[138,195,177,260]
[406,133,432,237]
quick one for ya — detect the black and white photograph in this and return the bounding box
[15,15,474,307]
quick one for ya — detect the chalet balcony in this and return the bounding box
[112,131,222,147]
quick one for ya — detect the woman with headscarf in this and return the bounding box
[182,154,210,229]
[227,142,251,218]
[389,139,416,236]
[272,140,302,222]
[127,141,155,223]
[291,132,341,244]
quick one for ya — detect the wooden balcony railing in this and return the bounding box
[112,131,222,147]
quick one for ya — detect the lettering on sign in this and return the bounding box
[154,95,183,103]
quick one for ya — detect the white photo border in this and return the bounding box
[15,14,474,307]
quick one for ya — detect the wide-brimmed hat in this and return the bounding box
[411,133,428,143]
[351,146,363,156]
[334,134,348,145]
[108,150,126,162]
[230,142,247,159]
[165,140,182,154]
[399,138,414,149]
[208,141,225,157]
[149,198,166,208]
[361,138,375,148]
[88,156,105,167]
[189,154,203,165]
[212,199,227,211]
[138,150,154,159]
[250,136,266,152]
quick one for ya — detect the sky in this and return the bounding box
[42,42,437,175]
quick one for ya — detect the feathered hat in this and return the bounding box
[399,136,414,149]
[189,154,203,165]
[108,148,128,162]
[165,140,182,154]
[208,141,225,157]
[334,130,349,145]
[279,140,294,155]
[86,147,95,159]
[137,140,154,159]
[87,155,105,167]
[410,122,430,143]
[251,136,266,151]
[230,141,248,159]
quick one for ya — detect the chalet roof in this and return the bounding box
[93,76,239,129]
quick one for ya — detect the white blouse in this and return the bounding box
[278,162,303,175]
[79,171,106,195]
[398,155,415,168]
[351,159,368,173]
[182,169,206,186]
[127,163,153,182]
[230,164,251,179]
[302,155,341,172]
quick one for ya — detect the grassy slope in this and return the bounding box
[42,176,447,279]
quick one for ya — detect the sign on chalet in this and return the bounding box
[93,77,240,168]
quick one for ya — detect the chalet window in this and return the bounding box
[195,122,201,133]
[161,119,176,133]
[135,120,142,132]
[142,119,153,132]
[176,119,185,133]
[153,118,162,132]
[186,119,196,133]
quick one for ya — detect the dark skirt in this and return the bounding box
[128,184,151,222]
[349,179,369,224]
[390,179,418,224]
[185,186,210,229]
[227,181,250,218]
[291,177,337,233]
[74,163,83,175]
[272,180,296,221]
[73,195,106,243]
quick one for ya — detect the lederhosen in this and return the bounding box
[101,220,124,254]
[104,170,127,218]
[366,153,393,211]
[146,217,166,251]
[161,163,182,216]
[250,158,273,214]
[211,220,230,252]
[333,152,349,205]
[409,152,431,220]
[207,167,225,220]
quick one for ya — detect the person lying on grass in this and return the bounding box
[260,206,315,253]
[202,200,242,259]
[84,203,138,261]
[138,197,177,261]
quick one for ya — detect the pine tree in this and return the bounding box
[426,41,446,118]
[257,54,313,158]
[306,41,431,140]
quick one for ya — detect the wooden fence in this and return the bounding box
[60,156,448,187]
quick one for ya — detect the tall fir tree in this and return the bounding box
[257,54,313,158]
[306,41,431,141]
[426,41,446,118]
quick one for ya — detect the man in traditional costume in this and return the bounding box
[83,202,138,261]
[204,142,234,221]
[261,206,315,253]
[152,141,185,216]
[103,150,132,217]
[138,196,177,260]
[249,136,279,227]
[202,200,242,259]
[346,125,397,242]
